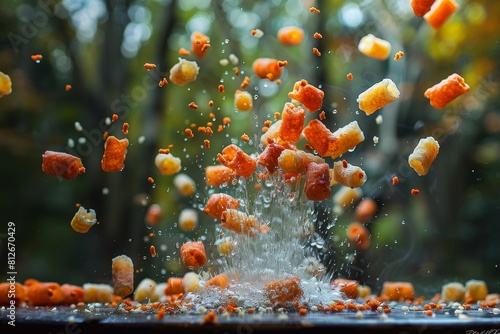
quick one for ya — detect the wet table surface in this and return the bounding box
[2,303,500,334]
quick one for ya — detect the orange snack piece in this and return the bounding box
[258,143,286,173]
[179,47,190,56]
[169,58,199,86]
[346,73,354,80]
[180,241,207,269]
[61,284,84,305]
[264,276,303,307]
[411,0,435,16]
[357,78,400,115]
[394,51,405,61]
[70,206,97,233]
[206,274,231,289]
[144,63,157,70]
[312,47,321,56]
[234,90,253,111]
[31,54,43,62]
[0,71,12,98]
[101,136,129,172]
[355,197,378,223]
[42,151,86,180]
[145,204,162,226]
[205,165,237,187]
[332,278,359,299]
[358,34,391,60]
[280,102,306,143]
[288,79,324,112]
[382,281,415,301]
[203,193,240,220]
[302,119,336,156]
[277,26,304,46]
[304,162,331,201]
[333,160,367,188]
[278,149,324,174]
[346,222,371,250]
[424,73,469,109]
[408,136,440,176]
[424,0,459,29]
[309,7,320,13]
[220,209,269,237]
[112,255,134,297]
[252,58,283,81]
[217,144,256,178]
[0,282,25,306]
[165,277,184,295]
[25,280,64,306]
[330,121,365,159]
[190,31,210,58]
[65,84,72,91]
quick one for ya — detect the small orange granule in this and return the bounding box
[65,84,72,91]
[304,144,314,151]
[263,120,272,127]
[217,125,223,132]
[158,148,170,154]
[122,123,129,135]
[313,32,323,39]
[411,188,420,195]
[262,126,269,133]
[147,177,155,184]
[234,67,239,76]
[240,76,250,89]
[411,0,436,17]
[346,73,354,80]
[288,79,324,112]
[251,29,258,35]
[424,0,459,29]
[179,47,190,56]
[203,139,210,149]
[319,111,326,120]
[103,131,109,140]
[150,245,157,257]
[203,310,217,324]
[392,176,400,185]
[346,222,371,250]
[277,26,304,46]
[223,117,231,125]
[299,308,308,316]
[206,122,213,127]
[188,102,198,109]
[185,128,194,138]
[208,100,214,107]
[274,112,281,120]
[426,310,433,316]
[312,47,322,56]
[394,51,405,61]
[159,78,168,87]
[144,63,156,70]
[252,58,282,81]
[205,127,213,136]
[278,60,288,67]
[198,126,206,133]
[247,307,255,314]
[156,308,166,319]
[241,133,250,142]
[309,7,320,13]
[31,54,43,62]
[218,84,224,93]
[191,31,210,58]
[112,114,119,122]
[276,79,282,85]
[424,73,469,109]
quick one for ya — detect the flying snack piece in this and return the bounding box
[357,78,400,115]
[424,73,469,109]
[155,152,182,175]
[302,119,337,157]
[346,222,371,250]
[42,151,86,180]
[206,273,231,289]
[0,71,12,98]
[258,142,286,173]
[264,276,303,307]
[333,160,367,188]
[260,120,283,146]
[217,144,256,178]
[279,102,306,143]
[220,209,269,237]
[358,34,391,60]
[252,58,283,81]
[205,165,237,187]
[203,193,240,220]
[178,208,198,231]
[234,90,253,111]
[382,281,415,301]
[101,136,129,172]
[180,241,207,269]
[70,206,97,233]
[330,121,365,159]
[112,255,134,297]
[333,186,363,210]
[304,162,331,201]
[408,136,440,176]
[83,283,114,303]
[424,0,459,29]
[278,149,325,174]
[288,79,324,112]
[190,31,210,58]
[173,173,196,196]
[145,203,162,226]
[169,58,200,86]
[332,278,360,299]
[134,278,157,303]
[277,26,304,45]
[411,0,436,17]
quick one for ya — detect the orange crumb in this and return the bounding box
[394,51,405,61]
[247,307,255,314]
[304,143,314,151]
[185,128,194,138]
[147,177,155,184]
[309,7,320,13]
[411,188,420,195]
[112,114,119,122]
[198,126,206,133]
[217,125,223,132]
[188,102,198,109]
[206,122,213,127]
[179,47,190,56]
[347,73,354,80]
[274,112,281,120]
[122,123,129,135]
[201,43,211,53]
[426,310,433,316]
[276,79,282,85]
[299,308,308,316]
[241,133,250,142]
[234,67,239,76]
[313,32,323,39]
[208,100,214,107]
[240,76,250,89]
[158,148,170,154]
[203,310,217,324]
[65,84,72,91]
[319,111,326,120]
[223,117,231,125]
[205,127,214,136]
[144,63,156,70]
[278,60,288,67]
[156,308,166,319]
[392,176,400,185]
[191,31,210,58]
[150,245,157,257]
[312,47,321,56]
[103,131,109,140]
[31,54,43,62]
[262,126,269,133]
[75,203,81,208]
[159,77,168,87]
[263,120,272,127]
[252,58,282,81]
[190,123,197,128]
[218,84,224,93]
[209,112,216,118]
[277,26,304,46]
[346,222,371,250]
[204,139,211,149]
[251,29,258,35]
